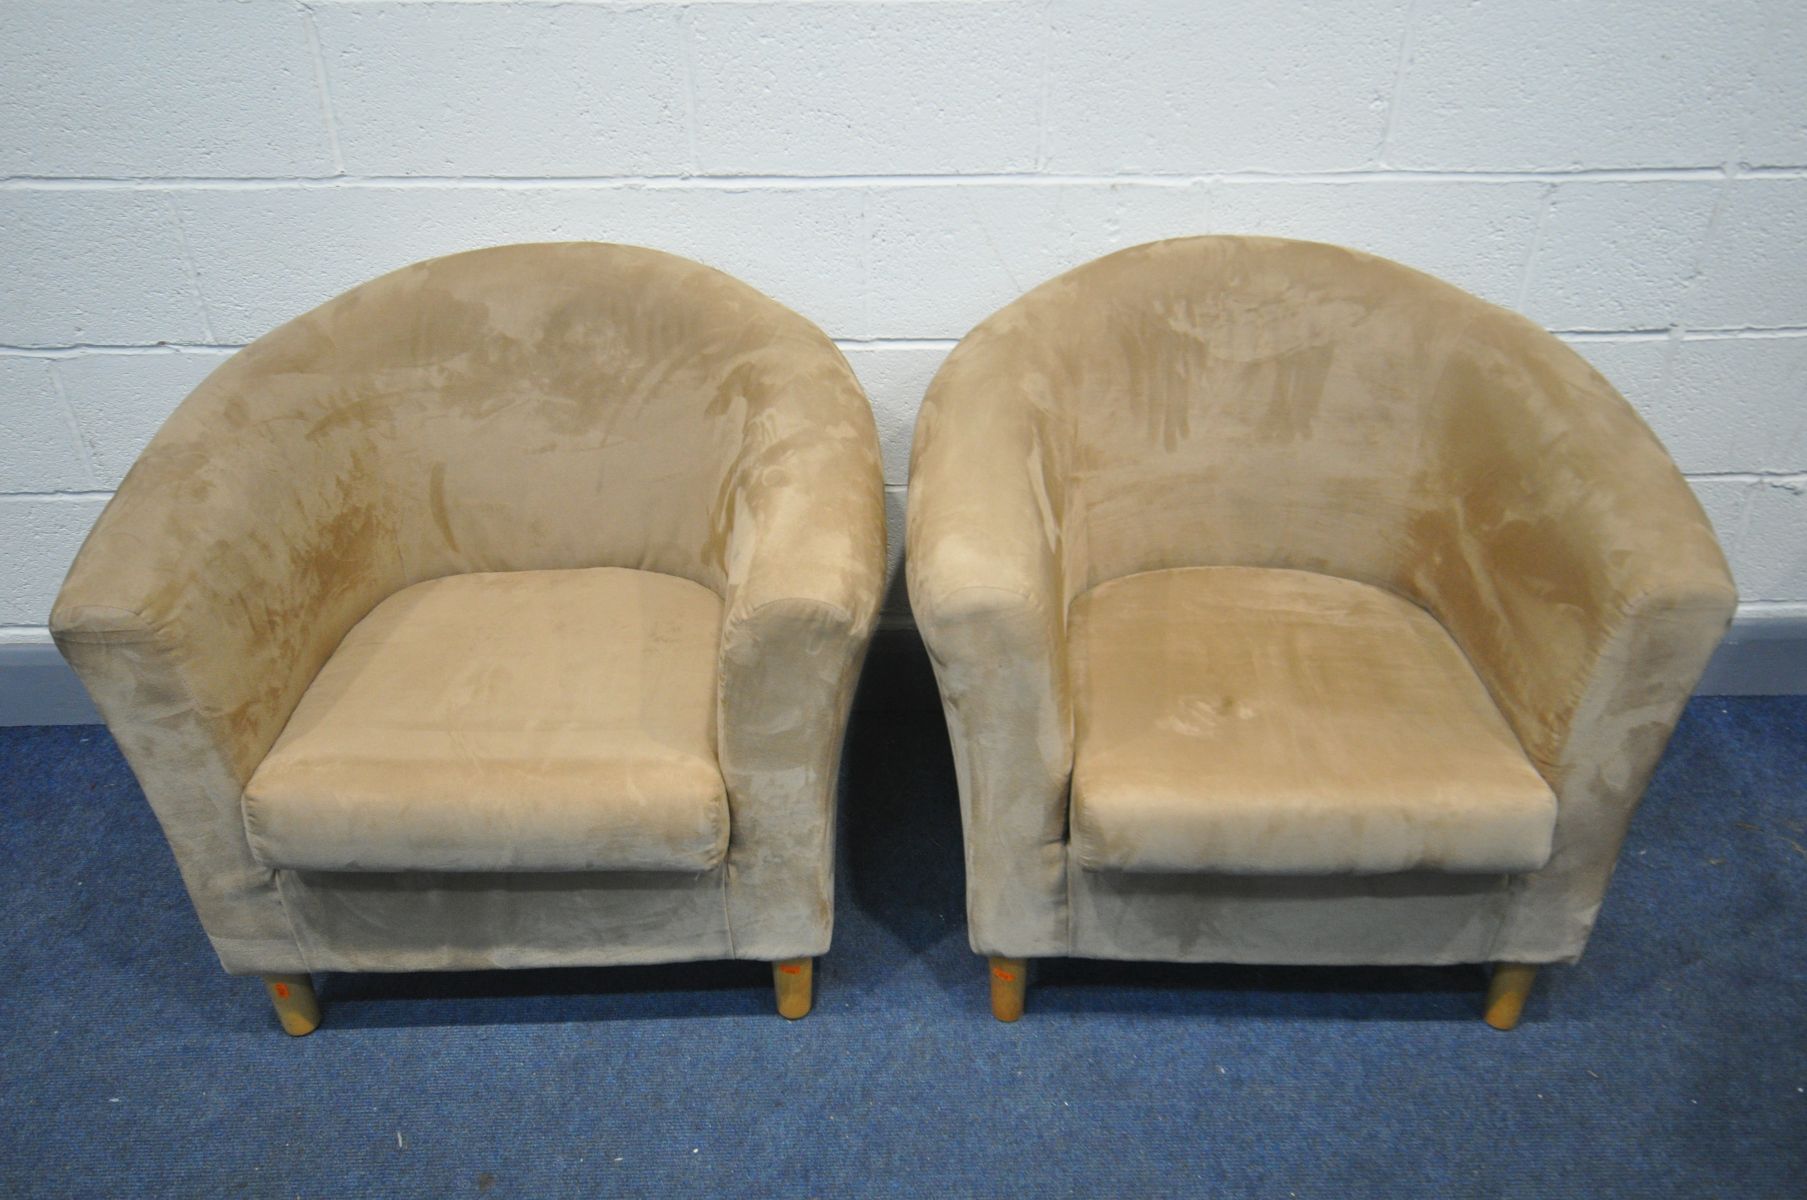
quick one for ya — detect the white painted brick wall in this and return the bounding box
[0,1,330,178]
[1387,1,1771,170]
[690,1,1044,175]
[1745,7,1807,165]
[1741,480,1807,600]
[0,191,211,345]
[1523,182,1721,330]
[840,345,947,487]
[0,359,91,493]
[2,0,1803,645]
[1042,0,1410,174]
[1685,178,1807,327]
[317,2,692,176]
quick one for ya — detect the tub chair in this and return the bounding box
[906,236,1735,1027]
[53,243,885,1032]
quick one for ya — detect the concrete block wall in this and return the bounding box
[3,0,1804,643]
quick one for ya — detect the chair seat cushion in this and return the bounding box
[244,568,729,874]
[1069,567,1556,876]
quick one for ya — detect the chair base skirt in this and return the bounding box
[257,959,823,1035]
[976,955,1542,1026]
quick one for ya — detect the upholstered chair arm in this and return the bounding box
[49,347,406,973]
[1410,317,1737,960]
[905,341,1075,958]
[715,344,887,959]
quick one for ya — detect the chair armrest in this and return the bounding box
[50,350,405,973]
[51,357,404,781]
[714,346,886,959]
[1412,316,1737,783]
[905,338,1075,958]
[1410,318,1737,959]
[1492,587,1733,959]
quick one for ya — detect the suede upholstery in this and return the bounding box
[1070,567,1557,877]
[244,568,731,875]
[52,243,886,975]
[907,236,1735,967]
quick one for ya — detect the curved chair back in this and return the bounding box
[925,236,1720,616]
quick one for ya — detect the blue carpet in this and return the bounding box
[1,695,1803,1198]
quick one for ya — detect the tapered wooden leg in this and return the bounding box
[773,958,813,1019]
[1484,963,1538,1031]
[262,973,320,1037]
[989,956,1028,1022]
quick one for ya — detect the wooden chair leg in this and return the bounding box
[989,956,1028,1022]
[773,958,813,1019]
[1484,963,1538,1031]
[262,973,321,1037]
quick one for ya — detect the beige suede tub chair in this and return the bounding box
[906,236,1735,1027]
[52,243,885,1033]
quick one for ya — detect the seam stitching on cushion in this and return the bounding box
[702,780,730,873]
[720,862,736,960]
[240,786,273,870]
[1065,564,1431,627]
[921,582,1037,626]
[49,604,159,645]
[1064,824,1076,958]
[740,591,858,631]
[269,869,314,975]
[1480,873,1520,963]
[1067,777,1098,876]
[51,629,160,647]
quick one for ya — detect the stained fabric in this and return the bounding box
[52,242,886,973]
[1069,566,1557,877]
[245,568,730,874]
[908,236,1735,964]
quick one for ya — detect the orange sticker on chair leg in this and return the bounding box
[991,967,1016,982]
[779,964,802,975]
[273,982,290,998]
